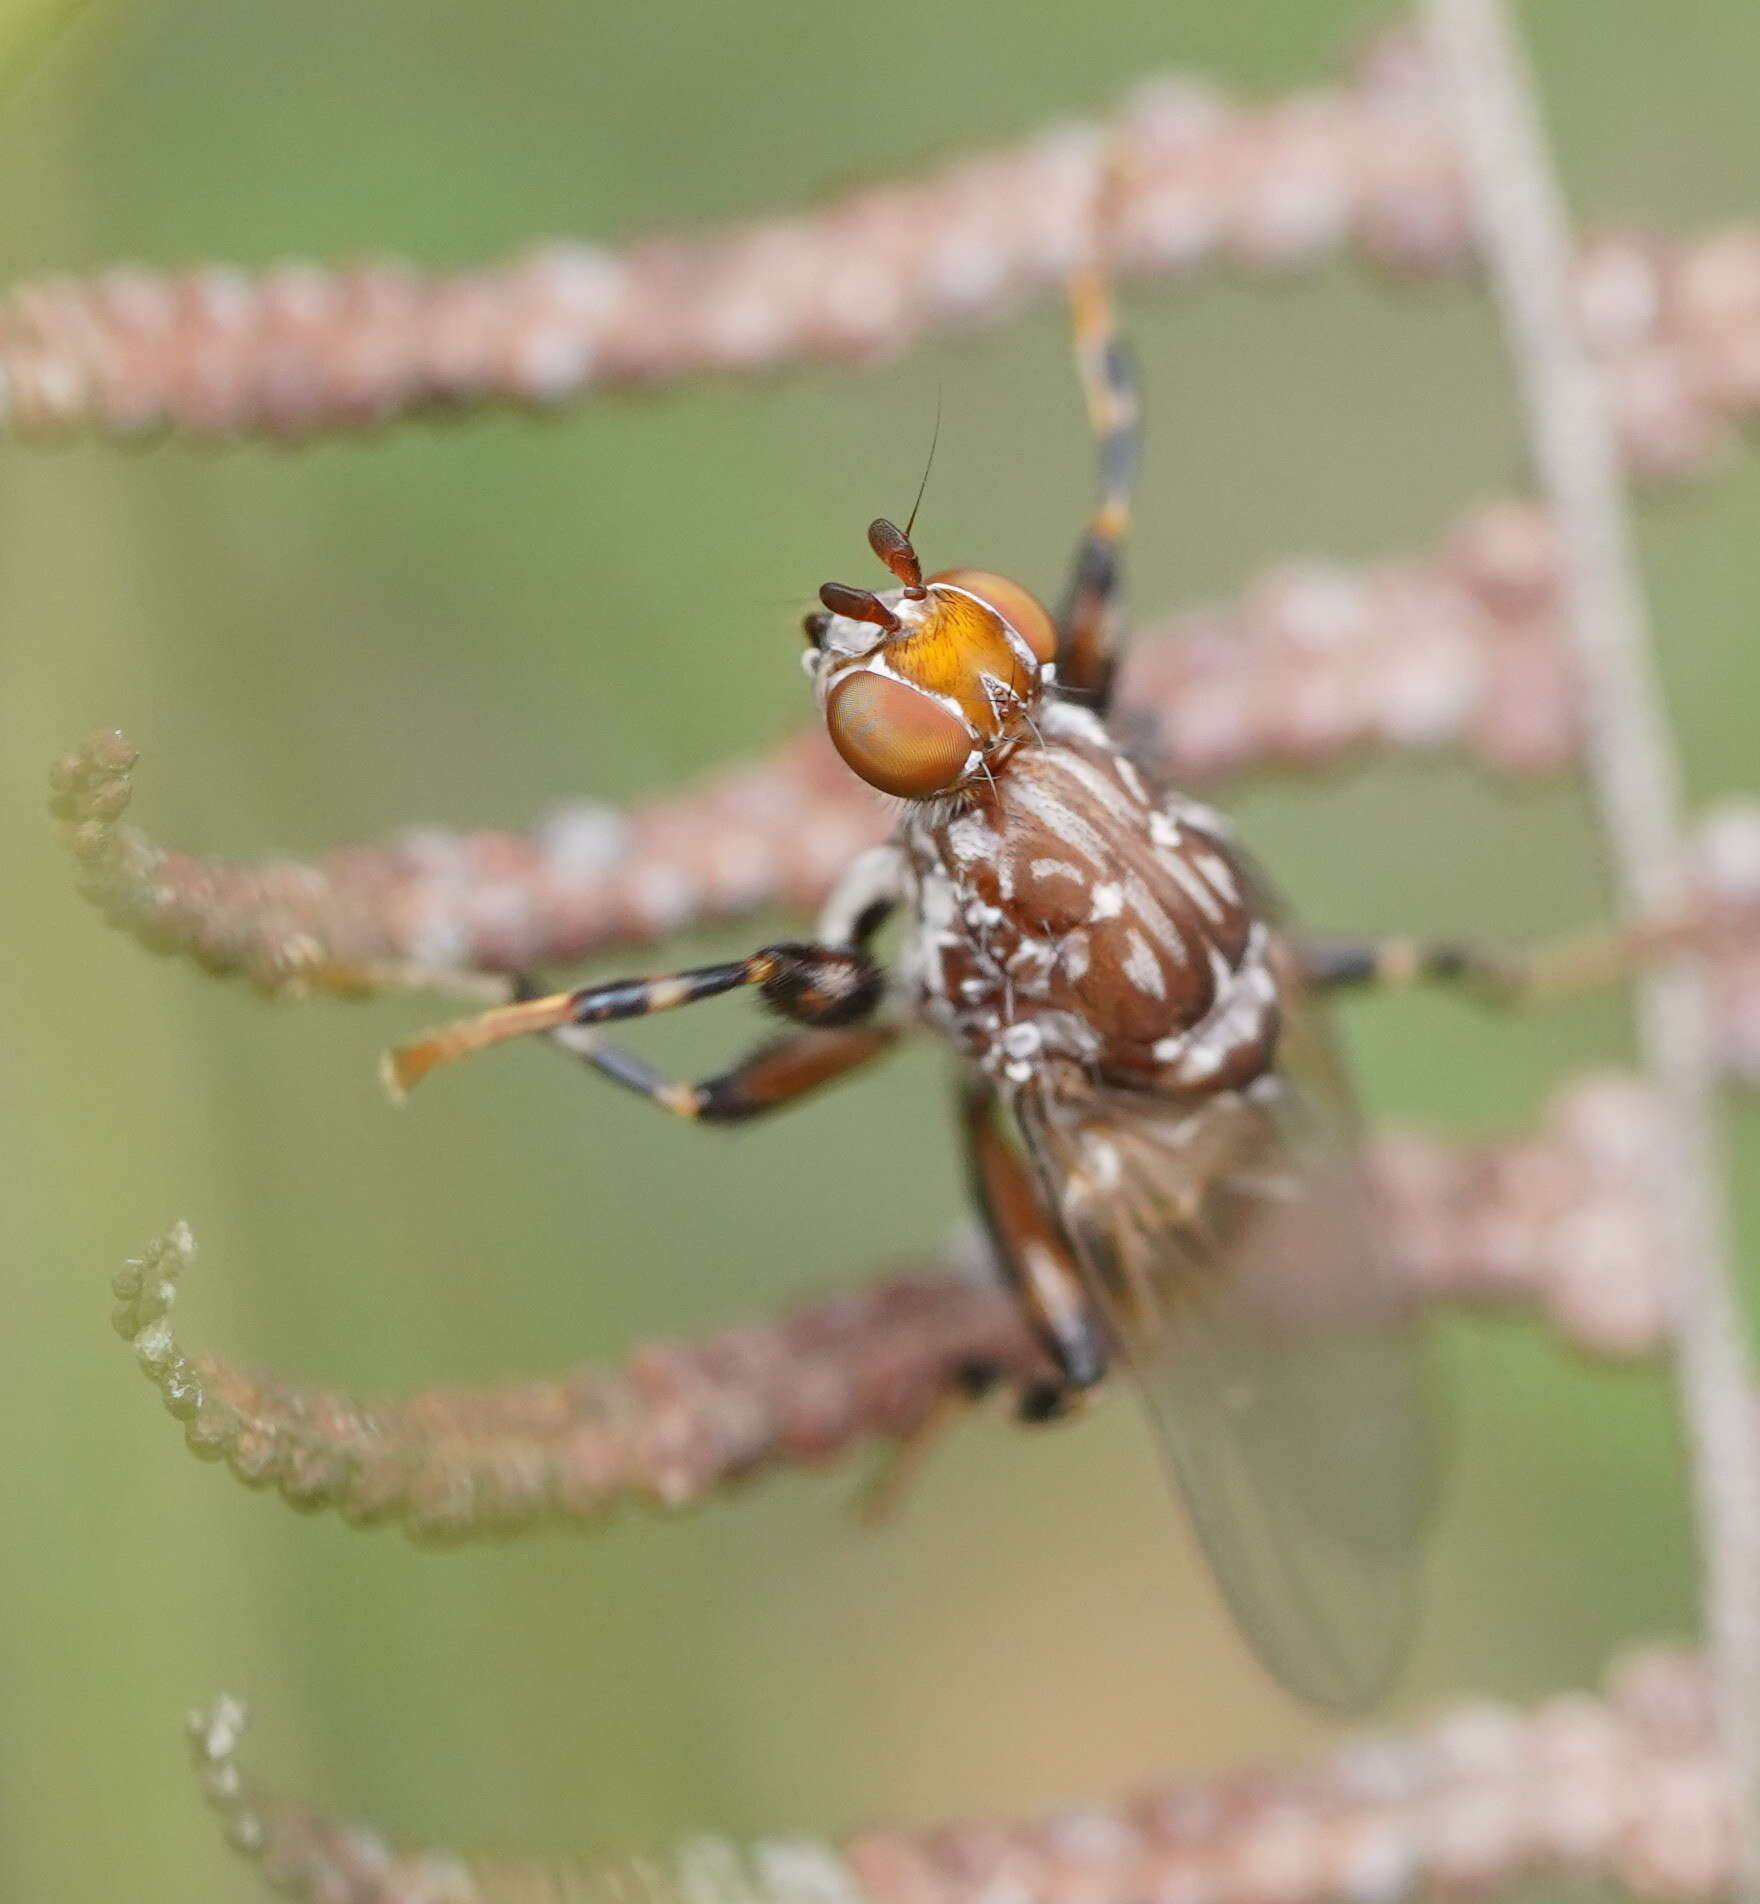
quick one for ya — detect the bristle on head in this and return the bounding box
[379,991,579,1099]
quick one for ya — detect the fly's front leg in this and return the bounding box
[384,939,886,1098]
[814,840,906,949]
[1056,263,1140,715]
[533,845,909,1122]
[546,1022,899,1125]
[1301,912,1702,1009]
[961,1075,1109,1418]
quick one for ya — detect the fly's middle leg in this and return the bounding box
[1301,911,1703,1010]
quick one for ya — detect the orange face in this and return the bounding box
[805,523,1056,800]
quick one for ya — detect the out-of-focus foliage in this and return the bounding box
[1,3,1757,1899]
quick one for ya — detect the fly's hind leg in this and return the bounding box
[1056,261,1140,715]
[961,1075,1109,1418]
[856,1076,1108,1524]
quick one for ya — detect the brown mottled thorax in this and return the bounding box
[899,701,1280,1094]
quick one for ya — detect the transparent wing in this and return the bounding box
[1017,983,1441,1710]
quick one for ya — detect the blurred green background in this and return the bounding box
[3,1,1759,1897]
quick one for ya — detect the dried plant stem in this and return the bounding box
[0,33,1469,442]
[49,717,1760,1080]
[1425,5,1760,1901]
[24,496,1652,991]
[3,29,1760,464]
[50,493,1585,993]
[109,1074,1675,1541]
[188,1646,1733,1902]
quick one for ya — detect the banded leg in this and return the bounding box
[534,850,909,1121]
[545,1022,900,1124]
[1055,264,1140,714]
[1301,913,1700,1008]
[383,940,884,1098]
[961,1075,1109,1412]
[858,1076,1107,1524]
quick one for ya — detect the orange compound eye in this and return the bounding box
[928,568,1057,666]
[826,669,973,799]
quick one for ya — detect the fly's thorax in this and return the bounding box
[898,723,1282,1091]
[803,571,1056,800]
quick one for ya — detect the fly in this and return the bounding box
[384,266,1442,1711]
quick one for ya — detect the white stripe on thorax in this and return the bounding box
[1042,747,1146,831]
[1164,849,1228,926]
[1007,774,1114,871]
[1122,929,1166,999]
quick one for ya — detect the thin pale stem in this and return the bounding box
[1425,5,1760,1900]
